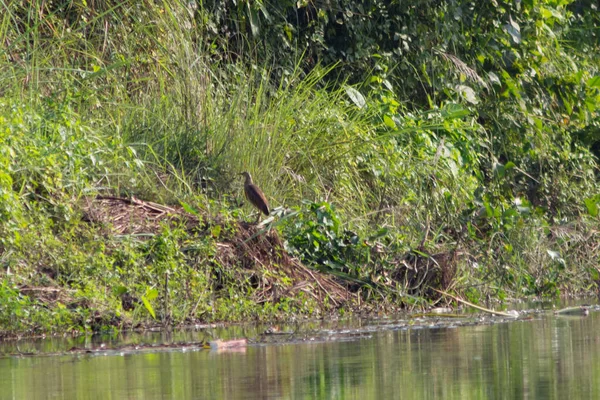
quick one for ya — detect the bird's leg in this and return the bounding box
[254,212,261,224]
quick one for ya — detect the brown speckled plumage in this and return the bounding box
[240,172,269,216]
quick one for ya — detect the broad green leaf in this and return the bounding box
[540,7,553,19]
[585,96,598,112]
[382,79,393,91]
[584,197,598,217]
[145,288,159,301]
[455,85,479,104]
[504,17,521,44]
[446,159,458,177]
[345,87,366,109]
[383,114,396,129]
[112,286,128,296]
[587,76,600,88]
[540,6,564,20]
[487,71,501,86]
[442,103,470,118]
[547,250,565,265]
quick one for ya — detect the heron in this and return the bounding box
[240,172,269,222]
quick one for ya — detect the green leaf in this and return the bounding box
[515,204,530,214]
[487,72,501,86]
[587,76,600,88]
[211,224,222,238]
[258,2,271,21]
[584,197,599,217]
[145,288,159,301]
[180,201,199,216]
[540,6,564,21]
[369,228,389,240]
[484,201,493,218]
[547,250,565,265]
[345,87,366,108]
[540,7,553,19]
[442,103,470,118]
[112,285,128,296]
[494,162,505,178]
[455,85,479,104]
[283,24,292,41]
[141,295,156,319]
[446,159,458,177]
[504,17,521,44]
[247,2,259,37]
[585,96,598,112]
[383,114,396,129]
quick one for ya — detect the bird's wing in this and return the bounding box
[246,184,270,215]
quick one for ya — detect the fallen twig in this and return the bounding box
[433,289,517,317]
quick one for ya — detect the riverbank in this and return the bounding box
[1,190,597,339]
[1,2,598,338]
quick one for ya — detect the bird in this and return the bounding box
[240,172,269,221]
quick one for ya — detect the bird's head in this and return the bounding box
[239,171,253,184]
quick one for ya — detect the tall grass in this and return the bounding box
[0,1,482,233]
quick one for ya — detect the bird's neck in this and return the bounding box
[245,175,253,185]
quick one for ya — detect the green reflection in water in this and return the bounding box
[1,313,599,399]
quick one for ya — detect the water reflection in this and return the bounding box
[1,312,600,399]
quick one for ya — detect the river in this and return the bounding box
[1,303,599,399]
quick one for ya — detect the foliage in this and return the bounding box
[284,201,364,273]
[0,1,598,336]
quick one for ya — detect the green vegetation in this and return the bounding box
[0,1,598,338]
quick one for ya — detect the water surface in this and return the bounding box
[1,306,599,399]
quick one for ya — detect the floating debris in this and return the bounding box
[209,338,248,351]
[554,306,589,317]
[429,307,453,314]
